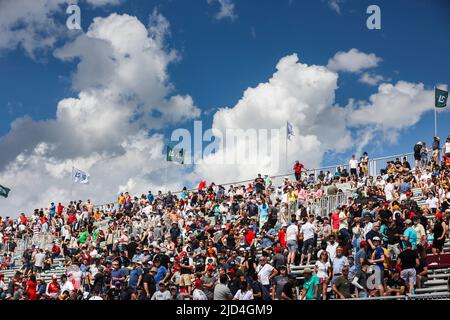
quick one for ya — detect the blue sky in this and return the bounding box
[0,0,449,214]
[1,0,449,162]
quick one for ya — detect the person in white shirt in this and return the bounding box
[192,280,208,300]
[233,281,254,300]
[286,220,299,265]
[33,249,46,274]
[256,256,278,290]
[300,215,316,266]
[384,179,394,201]
[425,192,438,214]
[326,236,339,261]
[151,282,172,300]
[60,274,74,295]
[349,155,359,177]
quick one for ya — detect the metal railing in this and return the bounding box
[93,152,415,211]
[346,292,450,301]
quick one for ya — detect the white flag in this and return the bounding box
[72,167,90,184]
[287,121,294,140]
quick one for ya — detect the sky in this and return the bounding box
[0,0,449,216]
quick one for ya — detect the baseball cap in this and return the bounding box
[436,212,444,218]
[303,268,312,274]
[404,219,412,225]
[372,236,381,241]
[194,279,203,287]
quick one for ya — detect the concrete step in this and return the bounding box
[415,285,448,294]
[424,279,447,286]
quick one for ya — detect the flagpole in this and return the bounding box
[70,164,74,200]
[164,160,168,194]
[164,146,168,194]
[285,122,288,176]
[434,86,438,137]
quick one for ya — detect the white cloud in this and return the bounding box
[192,54,438,185]
[85,0,122,7]
[358,72,384,86]
[0,0,125,59]
[0,12,197,216]
[347,81,434,132]
[192,54,353,184]
[207,0,237,21]
[327,48,382,73]
[0,0,66,58]
[327,0,343,14]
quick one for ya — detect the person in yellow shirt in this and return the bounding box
[118,192,125,209]
[287,186,298,216]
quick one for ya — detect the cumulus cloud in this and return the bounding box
[327,48,382,73]
[190,54,353,184]
[348,81,434,130]
[191,54,438,185]
[207,0,237,21]
[0,0,125,59]
[85,0,122,7]
[0,12,198,216]
[0,0,67,58]
[358,72,384,86]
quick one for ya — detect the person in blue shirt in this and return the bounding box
[257,199,269,230]
[128,263,143,291]
[402,219,418,249]
[111,260,127,287]
[153,259,168,285]
[49,202,56,218]
[147,191,154,204]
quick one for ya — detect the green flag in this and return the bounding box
[0,184,11,198]
[166,146,184,164]
[435,88,448,108]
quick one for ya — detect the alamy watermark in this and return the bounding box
[66,4,81,30]
[367,5,381,30]
[170,121,285,173]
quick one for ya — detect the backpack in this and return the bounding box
[414,143,422,154]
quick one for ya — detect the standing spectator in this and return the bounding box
[293,161,305,181]
[398,241,419,295]
[300,267,320,300]
[349,155,359,178]
[286,220,299,265]
[332,266,352,299]
[299,215,316,266]
[432,212,447,254]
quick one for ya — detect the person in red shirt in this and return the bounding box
[278,224,287,248]
[20,213,28,225]
[26,274,38,300]
[57,203,64,215]
[331,207,341,234]
[198,180,206,192]
[244,226,255,247]
[46,275,61,298]
[294,161,305,181]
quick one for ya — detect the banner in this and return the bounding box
[0,184,11,198]
[435,87,448,108]
[286,121,294,140]
[167,146,184,164]
[72,167,90,184]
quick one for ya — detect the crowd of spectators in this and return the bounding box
[0,135,450,300]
